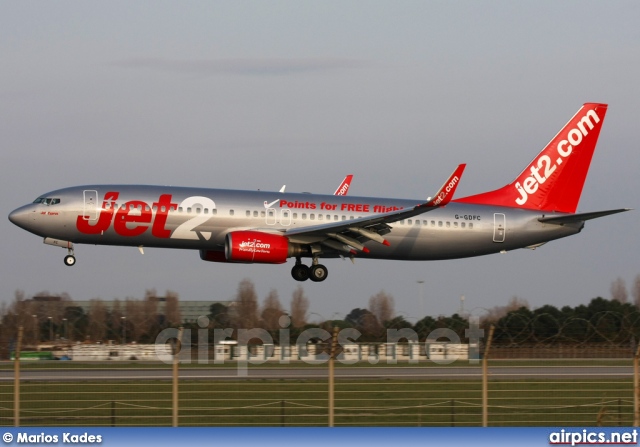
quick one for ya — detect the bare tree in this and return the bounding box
[290,286,309,328]
[234,279,259,328]
[125,298,147,343]
[261,289,285,331]
[164,291,181,326]
[610,277,628,303]
[369,290,395,324]
[88,299,108,342]
[143,289,160,338]
[633,274,640,308]
[111,299,123,341]
[481,296,530,325]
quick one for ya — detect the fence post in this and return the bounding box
[172,327,184,427]
[328,326,338,427]
[451,399,455,427]
[281,400,285,427]
[14,326,23,427]
[482,325,495,427]
[634,344,640,426]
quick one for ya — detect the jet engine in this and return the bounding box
[200,231,298,264]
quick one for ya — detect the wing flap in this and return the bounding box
[283,164,466,253]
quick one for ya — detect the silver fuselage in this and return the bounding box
[8,185,582,261]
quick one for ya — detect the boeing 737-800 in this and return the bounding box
[8,103,629,282]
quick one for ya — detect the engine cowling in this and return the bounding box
[225,231,290,264]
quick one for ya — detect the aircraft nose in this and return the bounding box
[8,205,35,229]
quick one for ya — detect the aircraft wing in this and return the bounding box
[538,208,631,225]
[282,164,466,253]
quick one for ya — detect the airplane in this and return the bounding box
[268,173,353,202]
[265,174,353,208]
[8,103,629,282]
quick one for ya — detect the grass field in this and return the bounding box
[0,375,633,427]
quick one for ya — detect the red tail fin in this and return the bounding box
[455,103,608,213]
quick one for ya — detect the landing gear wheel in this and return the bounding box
[291,264,310,282]
[64,255,76,267]
[309,264,328,282]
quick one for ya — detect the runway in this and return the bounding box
[0,364,633,381]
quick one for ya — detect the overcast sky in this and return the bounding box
[2,1,638,323]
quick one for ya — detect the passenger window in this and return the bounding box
[408,219,412,225]
[302,213,307,220]
[461,222,466,228]
[212,209,217,215]
[446,222,450,228]
[253,211,259,217]
[438,221,442,227]
[318,215,323,221]
[454,222,458,228]
[469,223,473,229]
[293,213,298,219]
[310,214,315,220]
[187,207,192,213]
[246,210,251,217]
[229,210,234,216]
[261,211,265,218]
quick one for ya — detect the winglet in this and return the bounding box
[424,164,466,207]
[334,175,354,196]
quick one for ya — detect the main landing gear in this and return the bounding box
[291,258,328,282]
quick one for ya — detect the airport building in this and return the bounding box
[29,295,231,324]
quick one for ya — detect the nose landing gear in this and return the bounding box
[43,237,76,267]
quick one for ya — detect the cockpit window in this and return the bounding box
[33,197,60,205]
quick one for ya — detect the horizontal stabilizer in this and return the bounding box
[538,208,631,225]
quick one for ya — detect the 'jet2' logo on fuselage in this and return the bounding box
[76,192,216,240]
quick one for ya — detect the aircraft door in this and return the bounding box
[280,209,291,226]
[82,190,99,221]
[266,208,277,225]
[493,213,506,242]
